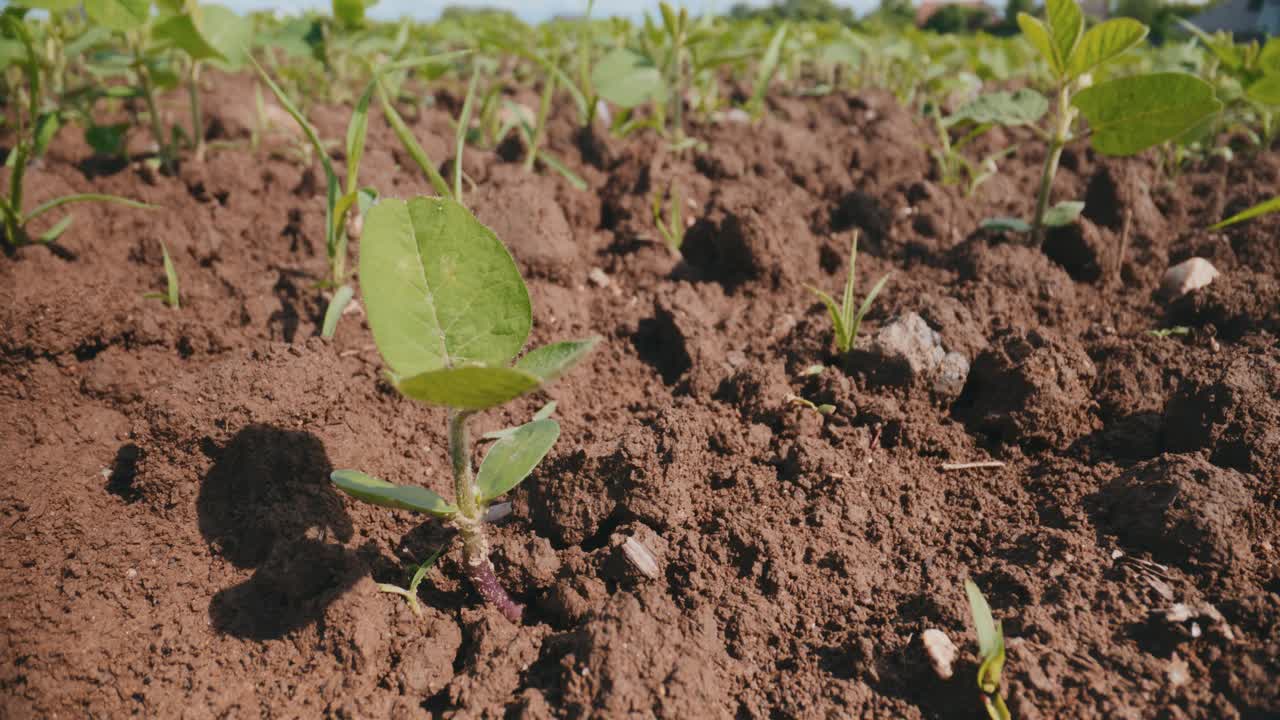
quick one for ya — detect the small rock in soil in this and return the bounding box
[853,312,970,400]
[921,628,957,679]
[1160,257,1219,300]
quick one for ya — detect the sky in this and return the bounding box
[217,0,884,23]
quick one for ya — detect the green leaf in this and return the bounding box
[321,284,354,339]
[159,239,180,309]
[592,48,664,109]
[981,217,1032,233]
[330,469,457,517]
[949,90,1048,127]
[17,0,81,9]
[806,285,848,353]
[1043,200,1085,227]
[1246,74,1280,107]
[376,80,452,198]
[345,79,375,195]
[24,193,156,224]
[1017,13,1060,75]
[515,338,600,383]
[86,123,128,156]
[965,579,998,658]
[1072,73,1222,156]
[475,418,560,503]
[1045,0,1084,71]
[1209,196,1280,230]
[332,0,366,29]
[37,215,74,244]
[84,0,151,33]
[397,365,542,410]
[360,197,531,379]
[1067,18,1148,79]
[750,22,788,117]
[153,4,251,68]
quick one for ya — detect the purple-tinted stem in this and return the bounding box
[450,410,523,624]
[463,544,524,624]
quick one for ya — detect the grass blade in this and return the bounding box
[1209,196,1280,230]
[24,193,156,223]
[850,272,891,342]
[322,283,355,339]
[455,70,479,203]
[377,80,453,199]
[536,150,588,191]
[345,79,375,196]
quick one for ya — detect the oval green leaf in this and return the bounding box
[360,197,531,378]
[1246,74,1280,107]
[1043,200,1085,227]
[949,89,1048,127]
[476,419,560,503]
[397,365,542,410]
[85,0,151,33]
[1017,13,1060,76]
[591,48,665,109]
[1068,18,1148,79]
[1046,0,1084,71]
[153,5,251,67]
[515,337,601,384]
[1072,73,1222,157]
[331,469,457,517]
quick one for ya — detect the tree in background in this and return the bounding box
[728,0,858,24]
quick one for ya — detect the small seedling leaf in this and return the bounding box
[330,469,457,517]
[84,0,150,33]
[532,400,557,421]
[950,90,1048,127]
[376,80,453,198]
[1017,13,1060,75]
[965,579,999,659]
[476,418,560,503]
[397,366,542,410]
[806,285,849,352]
[24,193,156,224]
[1046,0,1084,71]
[322,284,354,339]
[37,215,74,244]
[1043,200,1085,227]
[1209,195,1280,230]
[515,338,601,384]
[981,217,1032,233]
[345,80,375,195]
[160,240,180,310]
[1072,73,1222,156]
[1067,18,1148,79]
[1245,74,1280,107]
[360,197,531,378]
[592,48,664,108]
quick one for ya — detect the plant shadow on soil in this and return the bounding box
[197,424,366,640]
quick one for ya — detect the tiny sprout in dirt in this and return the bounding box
[651,183,685,253]
[806,231,890,354]
[965,579,1010,720]
[331,196,599,623]
[142,240,180,310]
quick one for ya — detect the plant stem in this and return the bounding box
[1030,84,1074,246]
[448,410,524,623]
[188,61,205,162]
[133,45,172,173]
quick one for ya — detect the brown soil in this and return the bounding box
[2,73,1278,718]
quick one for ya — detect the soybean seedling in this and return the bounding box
[964,579,1011,720]
[651,183,685,253]
[1012,0,1222,244]
[330,196,599,623]
[806,231,891,355]
[0,13,152,251]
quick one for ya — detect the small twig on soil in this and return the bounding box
[1114,208,1132,286]
[940,461,1007,471]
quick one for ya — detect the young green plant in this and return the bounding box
[0,12,152,250]
[964,579,1010,720]
[143,239,180,310]
[806,231,891,354]
[330,196,599,623]
[651,183,684,253]
[1013,0,1222,244]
